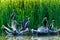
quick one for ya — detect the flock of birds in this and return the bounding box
[2,10,30,36]
[2,10,60,36]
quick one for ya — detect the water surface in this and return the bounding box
[4,36,60,40]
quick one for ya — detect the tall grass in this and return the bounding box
[0,0,60,34]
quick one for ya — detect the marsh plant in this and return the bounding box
[0,0,60,35]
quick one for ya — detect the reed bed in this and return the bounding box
[0,0,60,34]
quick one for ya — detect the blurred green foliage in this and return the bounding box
[0,0,60,34]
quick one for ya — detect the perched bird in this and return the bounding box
[19,17,30,34]
[42,17,48,27]
[9,9,19,36]
[11,14,19,36]
[49,20,55,30]
[24,17,30,28]
[31,17,48,35]
[20,16,28,31]
[10,9,18,32]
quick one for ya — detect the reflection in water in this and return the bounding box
[31,36,60,40]
[6,36,60,40]
[31,36,48,40]
[6,36,31,40]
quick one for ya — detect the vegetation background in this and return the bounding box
[0,0,60,35]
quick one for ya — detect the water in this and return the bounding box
[4,36,60,40]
